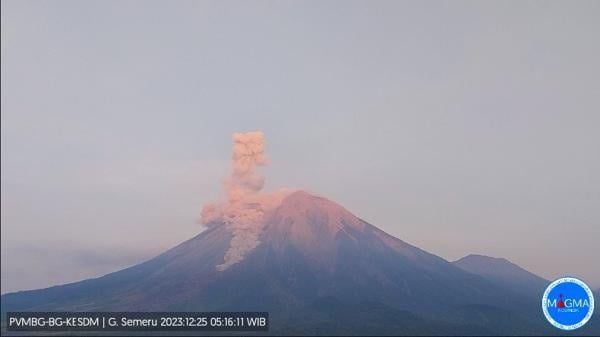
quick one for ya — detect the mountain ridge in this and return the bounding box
[3,190,594,335]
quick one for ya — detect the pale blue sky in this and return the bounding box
[2,0,599,293]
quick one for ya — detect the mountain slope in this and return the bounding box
[1,223,233,311]
[0,191,565,334]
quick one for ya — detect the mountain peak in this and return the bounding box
[456,254,510,265]
[273,190,365,231]
[284,189,315,200]
[260,191,366,258]
[279,190,340,208]
[453,254,527,276]
[452,254,548,295]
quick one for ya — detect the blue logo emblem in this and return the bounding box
[542,277,595,330]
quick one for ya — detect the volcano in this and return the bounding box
[2,191,597,335]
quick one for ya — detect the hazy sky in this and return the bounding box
[2,0,599,293]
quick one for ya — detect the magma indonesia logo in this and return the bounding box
[542,277,595,330]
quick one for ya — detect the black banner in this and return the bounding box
[6,312,269,331]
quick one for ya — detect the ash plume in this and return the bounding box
[201,131,290,271]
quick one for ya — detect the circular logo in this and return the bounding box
[542,277,595,330]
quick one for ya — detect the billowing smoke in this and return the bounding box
[201,131,289,271]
